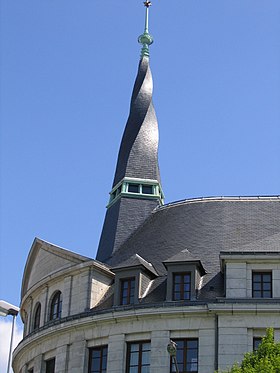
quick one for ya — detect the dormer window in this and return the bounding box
[220,252,279,299]
[252,272,272,298]
[164,255,206,302]
[120,277,135,305]
[112,254,158,306]
[173,273,191,301]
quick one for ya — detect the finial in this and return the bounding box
[144,1,152,7]
[138,1,153,58]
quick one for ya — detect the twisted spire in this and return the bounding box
[96,2,162,263]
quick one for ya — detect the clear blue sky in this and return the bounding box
[1,0,280,310]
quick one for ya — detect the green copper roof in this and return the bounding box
[138,1,153,58]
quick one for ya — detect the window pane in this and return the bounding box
[174,275,181,283]
[142,185,153,194]
[263,291,271,298]
[129,368,138,373]
[176,349,184,363]
[130,352,139,366]
[187,340,198,349]
[176,340,184,349]
[253,337,262,350]
[187,361,198,372]
[183,292,190,300]
[92,350,101,359]
[45,358,55,373]
[253,283,261,290]
[187,348,197,362]
[130,343,140,352]
[92,358,100,371]
[263,283,271,291]
[128,184,139,193]
[89,346,107,373]
[253,274,261,282]
[142,351,150,365]
[263,274,271,282]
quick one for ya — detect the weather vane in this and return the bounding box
[144,1,152,7]
[138,1,153,57]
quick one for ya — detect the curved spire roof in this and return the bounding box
[96,3,162,263]
[112,2,160,187]
[112,56,160,186]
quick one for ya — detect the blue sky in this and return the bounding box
[1,0,280,332]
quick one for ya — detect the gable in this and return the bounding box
[21,238,91,298]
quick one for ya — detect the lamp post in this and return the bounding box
[167,339,179,373]
[0,300,20,373]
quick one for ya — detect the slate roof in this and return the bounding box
[112,56,160,187]
[101,196,280,302]
[96,55,162,262]
[112,253,158,277]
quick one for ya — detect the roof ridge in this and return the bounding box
[159,195,280,210]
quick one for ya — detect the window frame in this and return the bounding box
[170,338,198,373]
[253,337,262,351]
[45,358,55,373]
[88,345,108,373]
[126,340,151,373]
[49,291,62,321]
[120,277,136,305]
[33,302,41,331]
[172,272,191,301]
[252,271,272,298]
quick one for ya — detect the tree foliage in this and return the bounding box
[219,328,280,373]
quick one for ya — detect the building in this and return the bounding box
[13,4,280,373]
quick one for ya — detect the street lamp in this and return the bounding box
[167,339,179,373]
[0,300,20,373]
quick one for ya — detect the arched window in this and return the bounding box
[49,291,62,320]
[33,303,41,330]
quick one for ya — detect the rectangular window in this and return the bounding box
[45,358,55,373]
[253,337,262,351]
[128,184,140,193]
[170,339,198,373]
[173,273,191,301]
[120,278,135,305]
[252,272,272,298]
[142,185,153,195]
[126,341,151,373]
[88,345,108,373]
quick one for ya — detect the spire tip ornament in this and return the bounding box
[138,1,153,58]
[144,1,152,7]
